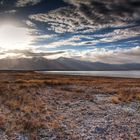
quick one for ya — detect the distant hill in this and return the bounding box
[0,57,140,71]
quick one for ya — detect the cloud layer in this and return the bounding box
[16,0,42,7]
[0,0,140,64]
[30,0,140,33]
[63,46,140,64]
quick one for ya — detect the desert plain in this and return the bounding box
[0,71,140,140]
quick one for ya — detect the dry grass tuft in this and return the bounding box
[0,71,140,138]
[112,88,140,103]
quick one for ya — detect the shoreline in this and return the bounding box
[0,70,140,79]
[38,71,140,79]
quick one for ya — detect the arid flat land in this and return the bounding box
[0,71,140,140]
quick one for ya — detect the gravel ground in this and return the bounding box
[35,87,140,140]
[0,72,140,140]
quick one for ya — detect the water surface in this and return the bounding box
[41,71,140,78]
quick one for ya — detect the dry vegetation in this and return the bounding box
[0,71,140,139]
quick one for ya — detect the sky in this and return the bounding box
[0,0,140,64]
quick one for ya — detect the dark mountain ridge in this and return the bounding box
[0,57,140,71]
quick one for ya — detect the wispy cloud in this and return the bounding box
[63,46,140,64]
[0,49,65,59]
[30,0,140,33]
[64,0,140,23]
[3,10,17,14]
[16,0,42,7]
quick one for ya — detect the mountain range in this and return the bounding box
[0,57,140,71]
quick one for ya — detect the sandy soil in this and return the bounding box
[0,71,140,140]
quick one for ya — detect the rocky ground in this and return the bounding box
[0,71,140,140]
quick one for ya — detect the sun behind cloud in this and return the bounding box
[0,23,33,51]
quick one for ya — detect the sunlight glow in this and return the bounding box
[0,24,33,50]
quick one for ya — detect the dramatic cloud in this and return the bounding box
[30,7,91,33]
[0,0,140,63]
[4,10,17,14]
[94,27,140,43]
[16,0,41,7]
[64,46,140,64]
[0,49,65,59]
[30,0,140,33]
[64,0,140,23]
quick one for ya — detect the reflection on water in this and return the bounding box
[41,71,140,78]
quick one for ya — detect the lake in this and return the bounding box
[41,71,140,78]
